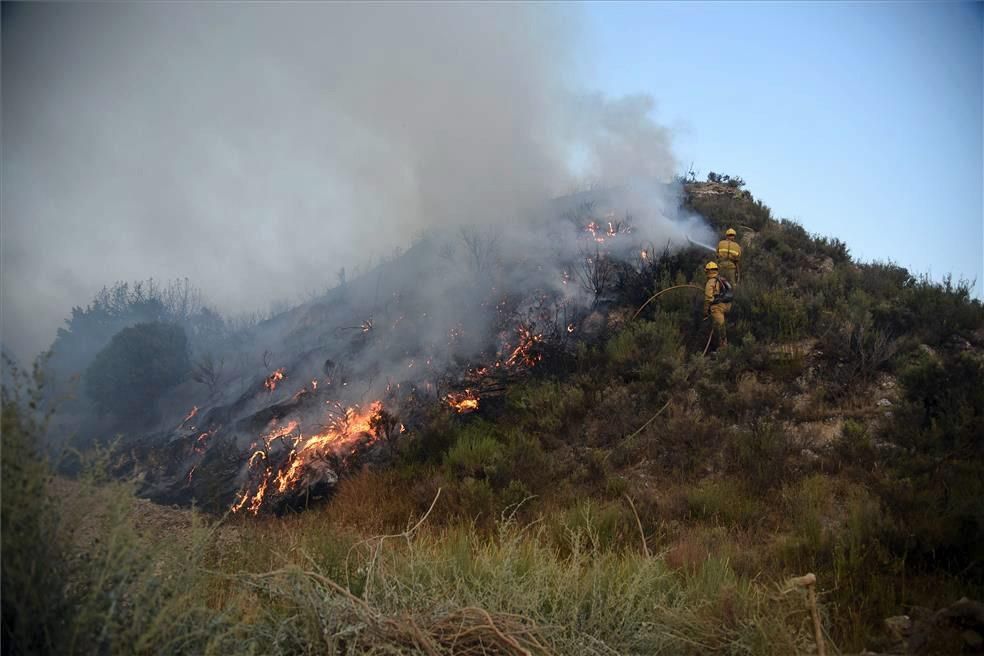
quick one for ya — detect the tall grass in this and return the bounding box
[4,461,819,655]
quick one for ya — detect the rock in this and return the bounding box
[800,448,820,463]
[963,630,983,649]
[818,256,835,274]
[906,598,984,655]
[877,398,893,407]
[946,334,973,352]
[884,615,912,640]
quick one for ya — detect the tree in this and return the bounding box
[48,278,223,381]
[84,322,191,422]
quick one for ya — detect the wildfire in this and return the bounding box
[264,368,286,391]
[232,401,385,515]
[182,405,199,425]
[585,221,605,243]
[193,429,216,454]
[445,389,479,414]
[505,325,544,369]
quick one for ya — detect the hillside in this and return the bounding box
[4,179,983,655]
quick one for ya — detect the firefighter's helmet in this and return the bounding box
[725,228,737,237]
[705,261,719,272]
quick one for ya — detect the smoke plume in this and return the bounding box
[2,3,696,363]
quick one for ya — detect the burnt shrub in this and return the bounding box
[84,322,190,424]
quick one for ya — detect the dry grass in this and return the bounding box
[33,479,820,655]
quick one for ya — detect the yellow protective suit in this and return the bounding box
[704,274,731,348]
[716,239,742,284]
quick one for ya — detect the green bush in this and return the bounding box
[744,284,808,342]
[506,380,585,434]
[2,372,68,654]
[727,422,796,492]
[877,351,984,573]
[685,479,765,529]
[84,322,190,423]
[445,423,504,479]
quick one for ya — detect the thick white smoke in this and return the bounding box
[2,3,699,362]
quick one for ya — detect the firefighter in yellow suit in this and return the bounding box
[716,228,742,284]
[704,262,731,348]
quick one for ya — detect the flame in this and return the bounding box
[232,401,385,515]
[193,429,216,454]
[311,379,318,390]
[584,221,607,243]
[446,389,479,414]
[505,325,544,369]
[264,368,286,391]
[182,405,199,425]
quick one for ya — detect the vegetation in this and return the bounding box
[4,178,983,654]
[83,322,191,423]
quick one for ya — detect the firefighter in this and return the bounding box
[716,227,742,284]
[703,261,732,348]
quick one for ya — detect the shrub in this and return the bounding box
[506,380,585,435]
[2,372,68,654]
[727,422,797,492]
[445,423,504,479]
[744,284,808,342]
[685,479,766,529]
[84,322,190,423]
[819,304,900,396]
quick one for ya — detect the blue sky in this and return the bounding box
[582,1,983,295]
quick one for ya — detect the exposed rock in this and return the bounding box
[877,398,893,408]
[905,597,984,655]
[800,448,820,463]
[885,614,912,640]
[946,334,973,352]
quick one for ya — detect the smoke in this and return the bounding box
[2,3,696,364]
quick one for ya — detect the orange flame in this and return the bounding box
[264,368,286,391]
[505,326,544,369]
[445,390,479,414]
[193,429,216,454]
[182,405,199,425]
[232,401,385,515]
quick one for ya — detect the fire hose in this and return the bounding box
[631,284,703,320]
